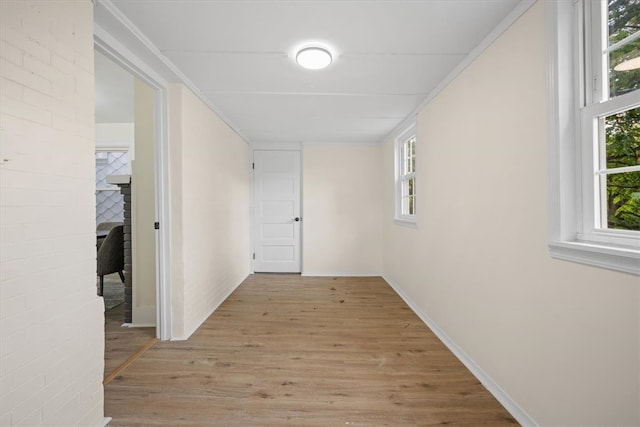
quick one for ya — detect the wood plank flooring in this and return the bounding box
[104,274,518,426]
[104,303,156,380]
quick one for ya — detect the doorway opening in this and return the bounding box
[95,48,163,380]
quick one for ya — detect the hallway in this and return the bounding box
[104,275,516,426]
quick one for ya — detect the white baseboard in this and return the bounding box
[98,417,112,426]
[382,275,538,427]
[301,272,382,277]
[121,323,156,328]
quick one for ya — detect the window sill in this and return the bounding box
[549,240,640,276]
[394,218,417,229]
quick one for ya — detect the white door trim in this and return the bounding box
[94,28,172,341]
[250,144,303,273]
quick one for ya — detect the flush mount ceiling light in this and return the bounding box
[296,46,332,70]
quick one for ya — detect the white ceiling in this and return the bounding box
[97,0,524,143]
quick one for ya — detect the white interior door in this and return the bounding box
[253,150,301,273]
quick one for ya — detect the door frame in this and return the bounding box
[94,29,172,340]
[250,142,303,273]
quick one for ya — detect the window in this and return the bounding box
[547,0,640,275]
[95,150,129,225]
[395,127,417,226]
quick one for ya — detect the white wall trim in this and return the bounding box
[545,0,640,277]
[122,323,156,328]
[252,142,302,151]
[301,272,382,277]
[382,275,539,427]
[302,141,381,147]
[94,0,250,145]
[97,417,112,427]
[549,240,640,276]
[383,0,537,143]
[94,25,173,340]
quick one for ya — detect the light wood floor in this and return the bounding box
[104,303,156,379]
[104,274,518,426]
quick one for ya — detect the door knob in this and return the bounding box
[294,217,300,222]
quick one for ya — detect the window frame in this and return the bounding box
[395,125,417,227]
[546,0,640,276]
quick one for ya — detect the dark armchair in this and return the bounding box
[97,224,125,296]
[96,221,123,250]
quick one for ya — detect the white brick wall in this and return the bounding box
[168,84,251,339]
[1,1,104,426]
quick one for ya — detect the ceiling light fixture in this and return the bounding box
[296,46,332,70]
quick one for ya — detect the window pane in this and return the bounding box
[605,106,640,169]
[408,196,415,215]
[605,171,640,230]
[607,1,640,98]
[95,151,128,225]
[408,177,414,196]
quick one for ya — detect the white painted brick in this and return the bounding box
[0,237,56,264]
[0,224,21,247]
[0,373,45,414]
[75,50,94,75]
[44,349,80,389]
[0,306,48,340]
[0,276,30,303]
[0,58,51,96]
[27,281,91,317]
[51,53,74,76]
[0,111,26,135]
[0,294,26,320]
[0,170,33,191]
[23,87,74,120]
[21,8,54,51]
[79,399,104,427]
[0,40,22,66]
[1,372,15,398]
[14,408,42,427]
[0,96,51,125]
[1,1,101,425]
[0,0,24,27]
[22,54,57,83]
[0,321,58,374]
[48,38,75,66]
[0,410,11,426]
[50,72,75,100]
[1,205,51,226]
[0,258,27,282]
[0,24,51,65]
[0,76,23,101]
[11,389,48,426]
[52,112,89,138]
[0,187,40,207]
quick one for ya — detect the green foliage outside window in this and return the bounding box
[605,0,640,231]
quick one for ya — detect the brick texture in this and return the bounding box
[0,1,104,426]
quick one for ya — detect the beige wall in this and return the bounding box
[382,2,639,425]
[168,83,251,339]
[0,1,105,425]
[131,79,156,325]
[302,144,383,275]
